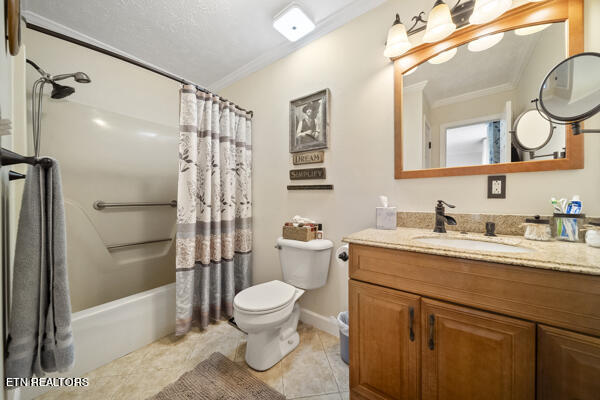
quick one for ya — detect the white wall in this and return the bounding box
[220,0,600,319]
[402,82,426,170]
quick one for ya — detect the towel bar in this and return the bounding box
[106,238,173,250]
[94,200,177,210]
[0,147,52,168]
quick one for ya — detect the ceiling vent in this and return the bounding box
[273,3,315,42]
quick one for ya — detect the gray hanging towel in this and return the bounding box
[6,159,74,379]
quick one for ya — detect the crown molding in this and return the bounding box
[431,82,516,109]
[209,0,387,91]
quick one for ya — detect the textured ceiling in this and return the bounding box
[404,23,565,105]
[22,0,384,89]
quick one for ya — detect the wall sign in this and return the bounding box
[293,150,324,165]
[290,168,326,180]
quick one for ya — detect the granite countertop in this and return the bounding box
[343,227,600,276]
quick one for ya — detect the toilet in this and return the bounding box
[233,237,333,371]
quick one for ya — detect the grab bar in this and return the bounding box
[94,200,177,210]
[106,238,173,250]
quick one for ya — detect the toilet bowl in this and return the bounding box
[234,237,333,371]
[234,280,304,371]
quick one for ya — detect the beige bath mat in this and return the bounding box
[148,352,285,400]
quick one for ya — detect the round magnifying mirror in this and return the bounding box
[539,52,600,123]
[512,109,554,151]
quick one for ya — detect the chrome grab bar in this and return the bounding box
[107,238,173,250]
[94,200,177,210]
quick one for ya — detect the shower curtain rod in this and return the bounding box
[24,21,254,117]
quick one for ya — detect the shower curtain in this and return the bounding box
[176,85,252,335]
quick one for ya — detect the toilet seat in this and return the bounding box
[234,280,297,314]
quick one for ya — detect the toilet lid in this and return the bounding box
[234,280,296,313]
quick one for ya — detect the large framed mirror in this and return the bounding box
[394,0,583,179]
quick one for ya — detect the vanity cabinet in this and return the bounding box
[537,325,600,400]
[348,243,600,400]
[420,299,534,400]
[349,281,420,399]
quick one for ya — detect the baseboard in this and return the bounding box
[299,308,339,338]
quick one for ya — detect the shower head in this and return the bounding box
[52,72,91,84]
[26,59,92,86]
[50,82,76,99]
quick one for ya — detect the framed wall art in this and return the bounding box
[289,89,329,153]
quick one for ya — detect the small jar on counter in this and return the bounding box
[521,215,551,241]
[584,222,600,248]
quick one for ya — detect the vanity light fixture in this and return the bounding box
[273,3,315,42]
[515,23,551,36]
[469,0,512,25]
[423,1,457,43]
[383,14,412,58]
[467,32,504,52]
[428,47,458,64]
[383,1,474,59]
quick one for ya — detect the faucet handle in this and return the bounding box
[437,200,456,209]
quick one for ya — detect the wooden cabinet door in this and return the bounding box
[421,298,535,400]
[537,325,600,400]
[349,280,420,400]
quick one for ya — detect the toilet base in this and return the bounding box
[245,303,301,371]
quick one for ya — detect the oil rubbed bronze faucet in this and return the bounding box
[434,200,457,233]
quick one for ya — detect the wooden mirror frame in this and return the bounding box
[6,0,22,56]
[394,0,584,179]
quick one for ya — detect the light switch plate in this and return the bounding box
[487,175,506,199]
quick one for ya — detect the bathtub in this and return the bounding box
[18,283,176,400]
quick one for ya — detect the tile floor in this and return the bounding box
[37,321,349,400]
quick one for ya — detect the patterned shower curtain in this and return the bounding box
[176,85,252,335]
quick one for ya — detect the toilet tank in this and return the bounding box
[276,237,333,290]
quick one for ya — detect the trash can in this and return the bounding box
[337,311,349,365]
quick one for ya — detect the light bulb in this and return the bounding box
[515,23,551,36]
[428,48,458,64]
[423,1,457,43]
[468,32,504,52]
[470,0,512,25]
[384,14,412,58]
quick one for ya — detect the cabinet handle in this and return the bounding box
[409,307,415,342]
[428,314,435,350]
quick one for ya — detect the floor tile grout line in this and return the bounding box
[287,390,343,399]
[318,331,343,394]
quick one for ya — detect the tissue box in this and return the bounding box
[376,207,397,230]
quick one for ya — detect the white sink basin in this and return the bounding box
[414,237,533,254]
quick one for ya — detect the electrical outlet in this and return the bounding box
[492,180,502,195]
[487,175,506,199]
